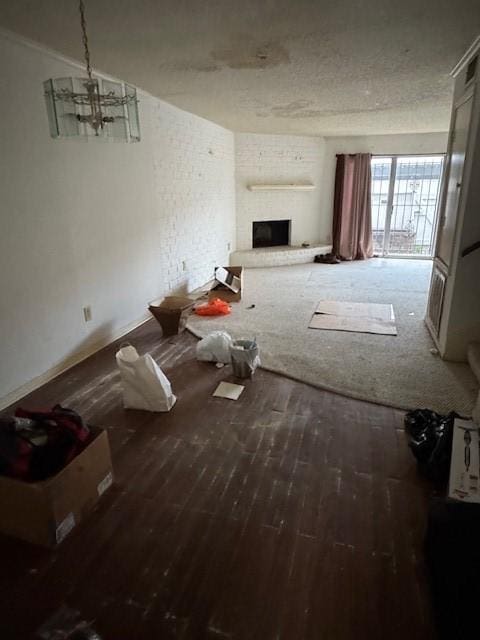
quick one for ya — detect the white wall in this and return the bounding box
[234,132,448,251]
[235,133,326,250]
[0,30,235,407]
[320,133,449,241]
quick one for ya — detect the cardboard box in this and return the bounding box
[0,428,113,547]
[209,266,243,303]
[448,419,480,503]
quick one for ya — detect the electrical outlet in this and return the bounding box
[182,260,187,271]
[83,306,92,322]
[227,242,231,251]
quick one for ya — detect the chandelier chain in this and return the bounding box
[43,0,140,140]
[79,0,93,81]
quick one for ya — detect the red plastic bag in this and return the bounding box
[195,298,231,316]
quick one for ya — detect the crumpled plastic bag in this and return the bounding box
[116,344,176,412]
[195,298,231,316]
[196,331,233,364]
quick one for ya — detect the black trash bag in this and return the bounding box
[404,409,459,483]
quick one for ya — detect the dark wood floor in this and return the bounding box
[0,320,436,639]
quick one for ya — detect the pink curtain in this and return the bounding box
[332,153,373,260]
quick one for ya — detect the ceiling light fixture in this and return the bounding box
[43,0,140,142]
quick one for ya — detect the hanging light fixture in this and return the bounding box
[44,0,140,142]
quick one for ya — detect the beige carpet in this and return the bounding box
[187,259,477,415]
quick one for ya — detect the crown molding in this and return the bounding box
[451,35,480,77]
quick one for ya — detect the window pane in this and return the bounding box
[389,156,444,256]
[370,157,392,255]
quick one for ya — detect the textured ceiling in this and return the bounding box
[1,0,480,135]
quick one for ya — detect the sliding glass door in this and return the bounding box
[371,155,444,257]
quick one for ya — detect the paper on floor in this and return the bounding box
[212,381,245,400]
[309,300,397,336]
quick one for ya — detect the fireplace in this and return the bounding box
[252,220,290,248]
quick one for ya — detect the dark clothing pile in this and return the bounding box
[314,252,341,264]
[0,405,91,482]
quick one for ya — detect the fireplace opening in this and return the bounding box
[252,220,290,248]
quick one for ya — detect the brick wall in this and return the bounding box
[152,100,236,294]
[235,133,327,250]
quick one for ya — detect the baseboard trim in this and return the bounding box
[0,276,217,411]
[0,313,151,411]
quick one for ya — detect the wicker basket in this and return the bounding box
[149,296,195,336]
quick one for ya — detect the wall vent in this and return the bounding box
[427,265,447,337]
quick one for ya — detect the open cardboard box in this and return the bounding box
[208,266,243,303]
[0,427,113,547]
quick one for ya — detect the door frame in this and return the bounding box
[433,87,474,272]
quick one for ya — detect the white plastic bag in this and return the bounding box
[196,331,233,364]
[116,344,176,412]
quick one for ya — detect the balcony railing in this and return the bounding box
[371,155,444,257]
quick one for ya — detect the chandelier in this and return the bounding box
[44,0,140,142]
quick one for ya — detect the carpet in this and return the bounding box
[187,259,477,415]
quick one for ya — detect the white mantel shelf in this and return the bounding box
[247,183,316,191]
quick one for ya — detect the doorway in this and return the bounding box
[371,155,444,257]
